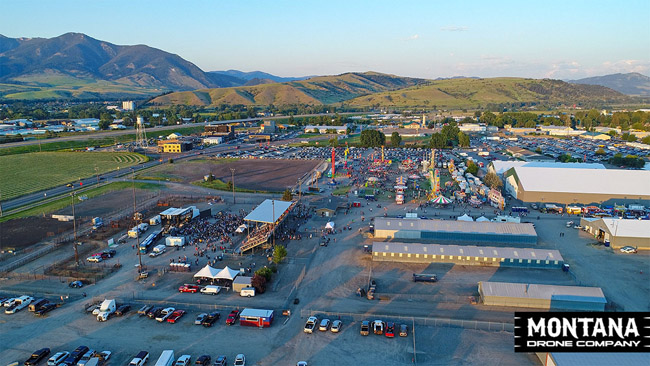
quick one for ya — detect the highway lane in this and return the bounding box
[0,112,357,149]
[0,135,324,213]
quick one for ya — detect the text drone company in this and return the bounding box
[514,312,649,353]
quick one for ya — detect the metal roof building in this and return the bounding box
[373,218,537,245]
[372,242,563,269]
[244,199,295,224]
[478,281,606,311]
[488,161,605,176]
[535,352,650,366]
[580,217,650,250]
[504,167,650,205]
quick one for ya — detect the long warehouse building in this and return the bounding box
[373,217,537,245]
[503,167,650,205]
[580,217,650,250]
[478,281,607,311]
[372,242,563,269]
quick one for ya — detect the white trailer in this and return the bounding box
[149,215,161,226]
[154,350,175,366]
[165,236,186,247]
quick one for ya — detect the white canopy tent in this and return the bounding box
[214,266,239,281]
[235,224,248,234]
[193,264,220,279]
[457,214,474,222]
[325,222,336,230]
[476,216,491,222]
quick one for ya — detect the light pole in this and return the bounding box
[131,170,144,273]
[230,168,236,204]
[67,183,79,266]
[95,166,100,185]
[272,199,275,247]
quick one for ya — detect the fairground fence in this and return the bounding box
[299,309,514,333]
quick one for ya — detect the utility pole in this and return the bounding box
[67,184,79,266]
[95,166,100,185]
[272,199,275,247]
[298,178,302,203]
[132,170,144,272]
[230,168,236,204]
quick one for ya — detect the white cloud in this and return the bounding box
[402,34,419,41]
[440,26,468,32]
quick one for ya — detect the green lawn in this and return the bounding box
[332,185,351,195]
[0,181,161,223]
[0,152,148,200]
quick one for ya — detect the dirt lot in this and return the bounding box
[0,217,72,251]
[139,158,323,191]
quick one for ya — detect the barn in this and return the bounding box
[478,281,606,311]
[580,217,650,250]
[373,218,537,245]
[372,242,563,269]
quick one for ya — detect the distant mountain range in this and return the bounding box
[151,75,630,108]
[569,73,650,96]
[0,32,643,107]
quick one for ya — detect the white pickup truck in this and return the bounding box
[129,351,149,366]
[5,296,34,314]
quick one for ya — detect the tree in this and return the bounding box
[255,266,273,281]
[226,180,233,191]
[359,130,386,147]
[483,172,503,190]
[535,147,542,154]
[466,160,479,175]
[312,128,319,134]
[457,132,470,147]
[390,132,402,147]
[642,135,650,145]
[329,137,339,147]
[282,189,293,201]
[429,133,447,149]
[272,245,288,264]
[98,119,110,130]
[481,111,497,126]
[251,274,267,294]
[595,148,606,156]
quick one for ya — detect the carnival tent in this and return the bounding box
[476,216,491,222]
[431,196,452,205]
[457,214,474,222]
[193,265,220,279]
[214,266,239,281]
[235,224,248,234]
[325,222,336,230]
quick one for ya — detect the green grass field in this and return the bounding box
[0,152,148,200]
[0,181,161,223]
[193,179,266,194]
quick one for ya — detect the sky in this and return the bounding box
[1,0,649,79]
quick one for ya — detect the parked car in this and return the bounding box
[62,346,88,366]
[48,351,70,366]
[195,313,208,325]
[147,307,163,319]
[115,304,131,316]
[167,309,186,323]
[201,311,220,327]
[304,316,317,333]
[233,354,245,366]
[225,310,240,325]
[194,355,211,366]
[360,320,370,336]
[86,256,102,263]
[178,284,200,293]
[620,246,638,254]
[76,349,96,366]
[156,307,175,322]
[24,348,50,365]
[69,281,84,288]
[373,320,385,335]
[35,303,58,316]
[331,320,342,333]
[399,324,408,337]
[96,352,111,363]
[213,356,227,366]
[137,305,153,316]
[385,322,396,338]
[128,351,149,366]
[319,318,331,331]
[174,355,191,366]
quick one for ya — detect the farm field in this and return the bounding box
[0,152,148,200]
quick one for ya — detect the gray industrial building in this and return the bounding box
[478,281,606,311]
[373,218,537,245]
[372,242,563,269]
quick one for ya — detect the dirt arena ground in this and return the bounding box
[139,158,323,191]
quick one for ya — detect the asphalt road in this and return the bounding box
[0,112,355,149]
[1,135,322,213]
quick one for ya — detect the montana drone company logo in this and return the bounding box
[514,312,649,352]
